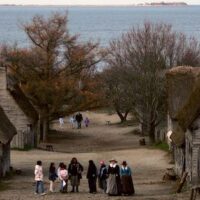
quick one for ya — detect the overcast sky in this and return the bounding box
[0,0,199,5]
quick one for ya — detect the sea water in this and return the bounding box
[0,5,200,47]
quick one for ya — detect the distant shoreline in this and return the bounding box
[0,4,198,7]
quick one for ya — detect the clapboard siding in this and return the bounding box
[174,146,185,177]
[184,117,200,186]
[0,67,34,148]
[185,131,192,182]
[166,66,200,188]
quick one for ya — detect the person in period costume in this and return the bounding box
[59,164,68,193]
[34,160,46,196]
[120,161,135,195]
[106,158,121,196]
[98,160,108,193]
[49,162,58,192]
[87,160,98,193]
[68,157,84,192]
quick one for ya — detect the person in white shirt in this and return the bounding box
[59,163,68,193]
[59,117,64,128]
[34,160,46,195]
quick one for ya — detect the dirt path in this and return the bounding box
[0,112,187,199]
[44,111,141,153]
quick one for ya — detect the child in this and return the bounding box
[49,162,58,192]
[34,160,46,195]
[84,117,90,127]
[59,164,68,193]
[57,162,64,191]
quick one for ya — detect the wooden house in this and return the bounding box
[0,106,17,177]
[0,66,38,149]
[166,66,200,186]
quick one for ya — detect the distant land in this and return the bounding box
[0,2,190,7]
[136,2,188,6]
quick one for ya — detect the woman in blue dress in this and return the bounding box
[120,161,135,195]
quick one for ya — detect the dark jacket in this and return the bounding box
[108,164,120,176]
[87,162,97,179]
[76,114,83,122]
[99,165,107,180]
[68,162,83,177]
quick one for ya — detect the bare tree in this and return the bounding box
[102,66,131,123]
[105,22,200,143]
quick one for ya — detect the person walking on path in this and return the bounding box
[106,158,121,196]
[76,113,83,129]
[84,117,90,127]
[59,164,68,193]
[120,161,135,196]
[34,160,46,196]
[68,157,84,192]
[59,117,64,128]
[49,162,58,192]
[69,115,76,129]
[98,160,107,193]
[87,160,98,194]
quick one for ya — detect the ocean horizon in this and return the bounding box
[0,5,200,47]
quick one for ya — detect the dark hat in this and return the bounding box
[122,161,127,166]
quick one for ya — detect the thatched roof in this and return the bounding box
[7,75,38,122]
[166,66,200,145]
[0,106,17,144]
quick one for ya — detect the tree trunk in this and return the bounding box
[42,117,48,142]
[141,112,149,136]
[40,107,49,142]
[141,122,147,136]
[124,110,130,120]
[149,121,156,144]
[116,109,127,123]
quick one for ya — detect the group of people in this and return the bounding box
[34,157,135,196]
[69,113,90,129]
[34,157,83,195]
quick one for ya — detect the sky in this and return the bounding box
[0,0,199,5]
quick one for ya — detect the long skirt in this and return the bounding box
[121,175,135,195]
[106,175,121,195]
[88,178,97,193]
[98,178,107,193]
[70,175,80,186]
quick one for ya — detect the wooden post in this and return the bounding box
[176,171,188,193]
[189,188,198,200]
[190,189,195,200]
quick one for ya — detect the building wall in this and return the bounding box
[190,117,200,186]
[0,67,33,148]
[174,146,185,177]
[0,142,10,177]
[168,116,185,177]
[185,130,192,183]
